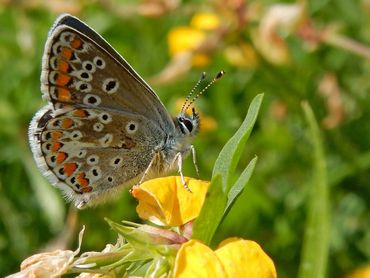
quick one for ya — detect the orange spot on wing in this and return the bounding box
[81,186,92,193]
[57,60,70,73]
[73,109,89,118]
[56,74,72,86]
[56,152,68,164]
[61,118,73,128]
[76,172,89,188]
[63,163,78,176]
[60,47,73,60]
[51,131,62,141]
[70,37,83,49]
[57,87,71,101]
[52,142,62,151]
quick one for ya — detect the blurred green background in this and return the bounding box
[1,0,369,277]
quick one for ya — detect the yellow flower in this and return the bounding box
[131,176,209,226]
[132,176,276,277]
[168,26,206,57]
[173,239,277,278]
[215,238,277,278]
[167,12,220,68]
[173,240,227,277]
[190,12,221,31]
[346,265,370,278]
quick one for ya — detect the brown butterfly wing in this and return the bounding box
[30,15,174,208]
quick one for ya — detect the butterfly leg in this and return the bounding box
[190,145,200,177]
[138,152,158,184]
[174,152,192,192]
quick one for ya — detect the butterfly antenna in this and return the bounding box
[184,70,225,112]
[181,72,207,114]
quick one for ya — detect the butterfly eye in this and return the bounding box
[183,119,193,133]
[178,117,194,134]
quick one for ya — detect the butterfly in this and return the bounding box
[29,14,225,209]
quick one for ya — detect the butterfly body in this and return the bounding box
[29,14,199,208]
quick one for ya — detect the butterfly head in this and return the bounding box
[175,71,225,137]
[176,108,200,136]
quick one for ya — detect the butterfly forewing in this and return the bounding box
[41,17,173,131]
[52,14,155,94]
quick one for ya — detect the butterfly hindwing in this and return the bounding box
[29,104,166,207]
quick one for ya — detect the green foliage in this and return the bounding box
[193,94,262,244]
[298,102,330,278]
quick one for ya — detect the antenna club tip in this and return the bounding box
[216,70,225,79]
[201,72,207,79]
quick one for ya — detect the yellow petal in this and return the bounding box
[132,176,209,226]
[215,238,277,278]
[346,265,370,278]
[191,12,221,31]
[173,240,227,278]
[168,27,205,56]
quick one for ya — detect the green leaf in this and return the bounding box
[192,175,226,244]
[298,102,330,278]
[212,94,264,192]
[225,156,258,213]
[193,94,264,244]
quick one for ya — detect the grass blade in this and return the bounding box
[298,102,330,278]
